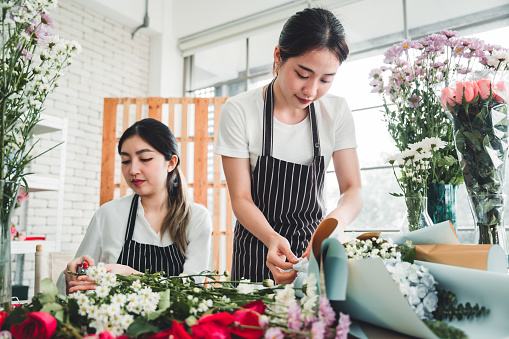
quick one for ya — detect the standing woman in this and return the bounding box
[61,118,212,293]
[215,8,363,284]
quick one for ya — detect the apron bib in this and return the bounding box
[117,194,185,276]
[231,79,326,282]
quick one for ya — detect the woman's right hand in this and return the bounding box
[64,255,95,294]
[265,235,299,284]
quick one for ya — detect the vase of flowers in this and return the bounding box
[0,0,81,311]
[441,73,509,251]
[387,138,444,231]
[370,30,509,227]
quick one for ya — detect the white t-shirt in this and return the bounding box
[57,194,212,292]
[215,85,357,172]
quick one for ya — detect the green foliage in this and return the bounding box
[433,289,490,322]
[399,240,416,263]
[423,320,468,339]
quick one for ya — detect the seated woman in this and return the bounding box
[59,118,212,294]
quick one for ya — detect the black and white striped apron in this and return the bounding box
[231,79,326,282]
[117,194,185,276]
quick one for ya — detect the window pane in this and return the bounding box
[192,39,246,90]
[248,27,279,76]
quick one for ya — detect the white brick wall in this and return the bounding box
[12,0,151,297]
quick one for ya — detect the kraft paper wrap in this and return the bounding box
[415,244,507,273]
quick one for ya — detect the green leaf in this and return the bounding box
[40,303,64,322]
[399,240,416,264]
[38,279,59,304]
[389,192,404,197]
[126,316,159,338]
[147,289,170,320]
[436,155,457,167]
[463,131,482,150]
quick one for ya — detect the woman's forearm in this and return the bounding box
[326,186,364,230]
[231,197,280,247]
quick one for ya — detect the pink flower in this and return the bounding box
[441,87,457,110]
[287,303,302,331]
[17,191,29,204]
[318,296,335,327]
[455,80,478,103]
[18,232,26,241]
[11,226,17,241]
[494,81,509,103]
[477,78,494,100]
[311,320,327,339]
[264,327,284,339]
[335,312,351,339]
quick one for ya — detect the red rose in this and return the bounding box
[230,309,264,339]
[10,312,57,339]
[84,331,130,339]
[0,311,8,329]
[240,300,266,315]
[144,320,191,339]
[192,322,230,339]
[199,312,235,327]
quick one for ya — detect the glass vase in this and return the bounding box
[0,180,20,312]
[427,184,458,232]
[401,196,434,233]
[468,193,507,253]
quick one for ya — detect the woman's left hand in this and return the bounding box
[104,264,140,275]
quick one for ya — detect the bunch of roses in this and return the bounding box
[441,77,509,109]
[343,237,400,260]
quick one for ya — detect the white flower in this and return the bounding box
[95,285,110,298]
[423,292,438,313]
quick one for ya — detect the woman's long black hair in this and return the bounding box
[118,118,190,255]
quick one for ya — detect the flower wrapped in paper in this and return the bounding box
[441,72,509,249]
[299,218,509,338]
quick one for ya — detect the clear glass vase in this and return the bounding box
[400,196,433,233]
[0,180,20,312]
[427,184,458,232]
[468,193,507,253]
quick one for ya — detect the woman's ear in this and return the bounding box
[167,155,178,173]
[274,46,282,72]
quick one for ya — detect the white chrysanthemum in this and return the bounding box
[95,285,110,298]
[131,280,142,291]
[111,294,127,306]
[237,279,255,294]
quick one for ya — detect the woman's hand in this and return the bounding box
[104,264,140,275]
[265,235,299,284]
[64,255,95,294]
[68,275,97,293]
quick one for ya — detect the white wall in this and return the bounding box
[13,0,151,296]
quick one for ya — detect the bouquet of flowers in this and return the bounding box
[441,73,509,248]
[387,137,446,231]
[369,30,479,188]
[0,266,352,339]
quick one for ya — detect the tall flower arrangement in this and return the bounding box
[369,30,509,188]
[0,0,81,312]
[1,0,81,186]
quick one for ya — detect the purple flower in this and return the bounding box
[264,327,284,339]
[287,303,302,331]
[311,320,327,339]
[40,12,54,28]
[304,314,318,327]
[369,68,383,79]
[408,94,421,108]
[440,30,458,38]
[318,296,335,327]
[335,312,351,339]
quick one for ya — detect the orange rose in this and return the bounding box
[456,80,478,103]
[441,87,457,110]
[477,78,494,100]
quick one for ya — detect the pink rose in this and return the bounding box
[494,81,509,103]
[17,232,26,241]
[10,312,57,339]
[441,87,457,110]
[456,80,478,103]
[477,78,494,100]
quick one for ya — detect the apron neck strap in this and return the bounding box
[124,194,139,242]
[262,79,321,157]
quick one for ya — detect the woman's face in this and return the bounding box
[274,47,340,110]
[120,135,177,198]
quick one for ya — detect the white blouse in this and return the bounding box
[57,194,212,292]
